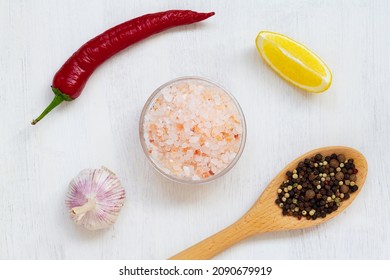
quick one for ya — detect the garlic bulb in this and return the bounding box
[65,167,126,230]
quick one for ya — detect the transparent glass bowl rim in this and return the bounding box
[139,76,247,185]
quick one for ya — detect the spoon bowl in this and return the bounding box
[169,146,368,260]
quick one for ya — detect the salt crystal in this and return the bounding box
[229,152,237,160]
[151,150,159,159]
[192,175,201,181]
[221,153,229,163]
[210,144,219,151]
[183,166,190,176]
[181,143,188,149]
[163,92,173,102]
[189,136,200,143]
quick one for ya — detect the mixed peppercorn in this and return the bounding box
[275,153,359,220]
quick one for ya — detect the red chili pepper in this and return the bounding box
[31,10,214,125]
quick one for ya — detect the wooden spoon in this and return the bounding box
[169,146,368,260]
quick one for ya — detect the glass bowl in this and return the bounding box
[139,76,246,184]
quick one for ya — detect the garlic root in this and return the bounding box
[71,199,96,216]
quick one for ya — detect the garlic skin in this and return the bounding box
[65,168,126,231]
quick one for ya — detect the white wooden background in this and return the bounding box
[1,0,389,260]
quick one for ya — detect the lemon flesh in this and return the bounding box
[256,31,332,93]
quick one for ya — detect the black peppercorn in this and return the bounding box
[350,185,359,193]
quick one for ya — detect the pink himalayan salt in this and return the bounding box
[143,79,243,181]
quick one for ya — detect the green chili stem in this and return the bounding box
[31,94,64,125]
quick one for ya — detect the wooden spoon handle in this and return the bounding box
[169,220,255,260]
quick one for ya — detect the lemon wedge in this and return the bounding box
[256,31,332,93]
